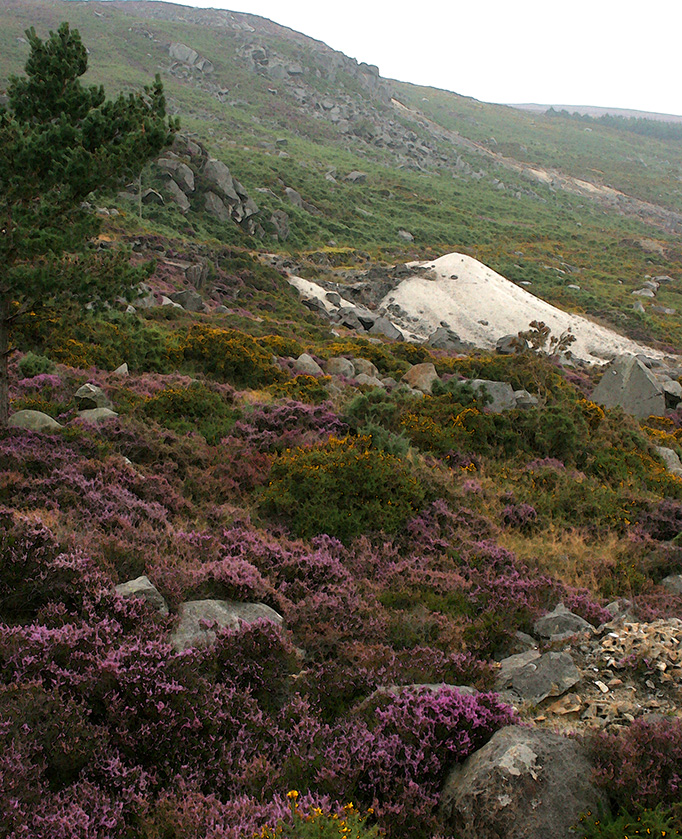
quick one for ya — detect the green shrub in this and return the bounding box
[141,382,237,444]
[575,805,679,838]
[17,351,55,378]
[259,795,381,839]
[259,435,427,543]
[183,324,286,388]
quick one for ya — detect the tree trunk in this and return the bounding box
[0,296,10,427]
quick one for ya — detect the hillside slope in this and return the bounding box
[1,0,682,354]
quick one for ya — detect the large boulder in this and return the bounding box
[369,317,403,341]
[171,599,283,651]
[203,158,241,204]
[468,379,516,413]
[401,362,439,394]
[326,357,355,378]
[169,42,199,66]
[352,357,380,378]
[495,649,582,706]
[7,409,62,431]
[204,191,230,222]
[157,158,195,193]
[74,383,113,411]
[164,178,191,212]
[440,726,608,839]
[591,355,666,418]
[533,603,594,640]
[294,353,324,376]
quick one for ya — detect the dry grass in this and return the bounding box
[497,526,624,595]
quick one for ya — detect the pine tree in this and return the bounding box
[0,22,177,424]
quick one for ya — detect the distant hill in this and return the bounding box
[511,102,682,123]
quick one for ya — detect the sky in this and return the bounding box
[166,0,682,116]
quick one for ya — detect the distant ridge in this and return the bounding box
[510,103,682,123]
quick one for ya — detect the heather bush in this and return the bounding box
[260,436,428,543]
[229,401,347,453]
[638,499,682,542]
[0,508,110,621]
[589,716,682,815]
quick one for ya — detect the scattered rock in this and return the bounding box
[284,187,303,207]
[115,575,169,616]
[7,410,62,431]
[591,354,666,419]
[344,171,367,184]
[75,383,113,411]
[169,289,204,312]
[170,599,283,651]
[496,649,582,706]
[440,726,608,839]
[270,210,290,240]
[397,229,414,242]
[661,575,682,595]
[113,363,129,376]
[401,362,439,394]
[355,373,385,388]
[533,603,594,640]
[514,390,539,410]
[655,446,682,478]
[77,408,119,423]
[294,353,324,376]
[496,334,526,355]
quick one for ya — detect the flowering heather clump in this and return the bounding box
[637,499,682,542]
[500,502,538,532]
[589,716,682,814]
[229,401,348,452]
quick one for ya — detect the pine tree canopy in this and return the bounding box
[0,21,177,424]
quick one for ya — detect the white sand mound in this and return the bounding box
[383,253,669,365]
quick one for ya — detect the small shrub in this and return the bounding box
[141,381,237,444]
[183,325,285,388]
[576,805,680,838]
[260,436,428,543]
[258,794,382,839]
[268,374,332,404]
[17,351,55,378]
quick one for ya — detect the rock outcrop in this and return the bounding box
[591,355,666,418]
[440,726,607,839]
[170,599,283,651]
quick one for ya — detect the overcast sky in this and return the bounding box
[171,0,682,116]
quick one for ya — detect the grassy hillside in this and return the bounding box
[4,3,682,838]
[1,0,682,351]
